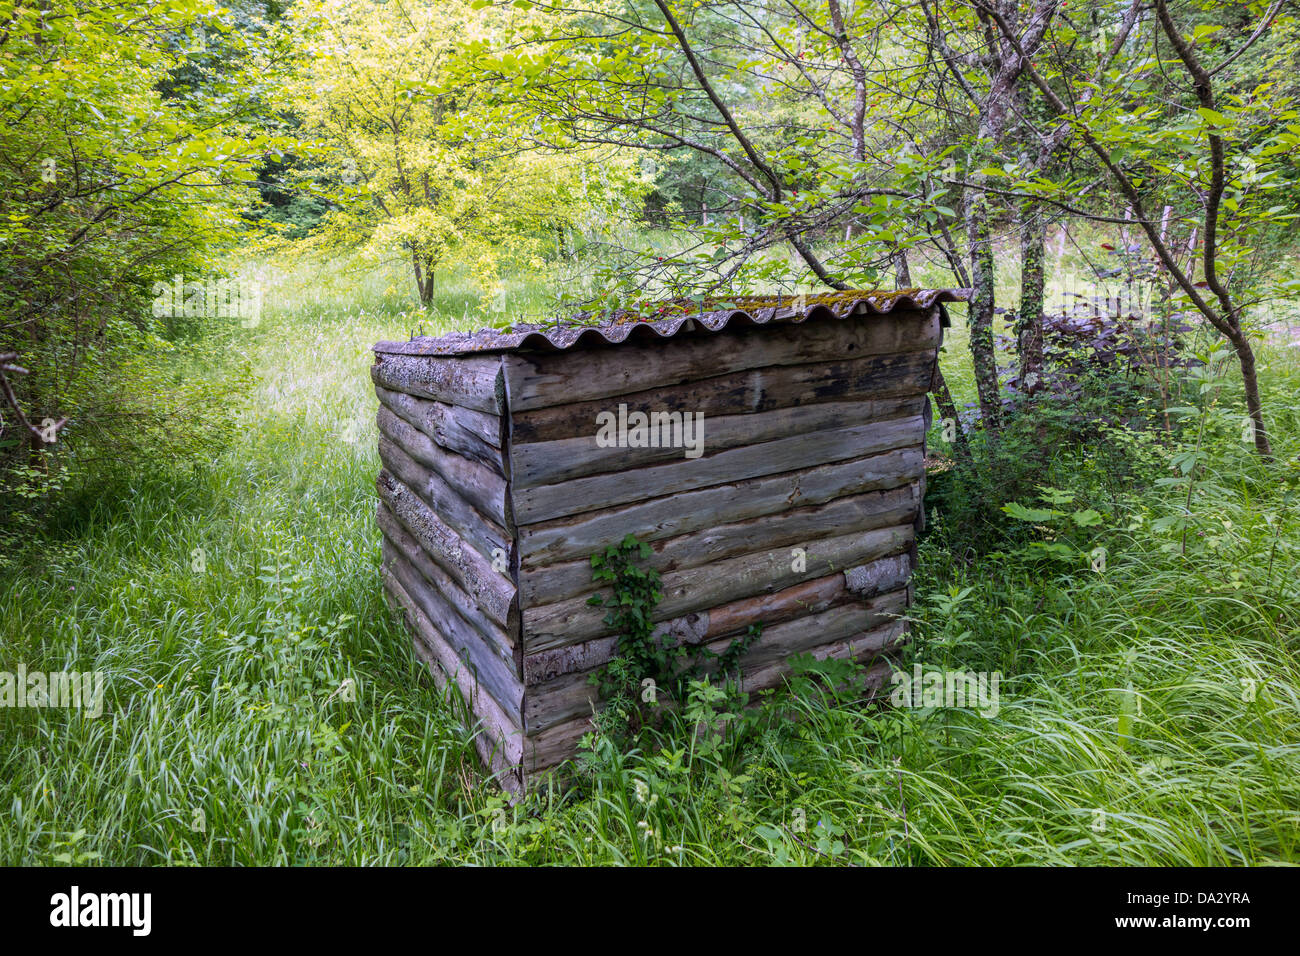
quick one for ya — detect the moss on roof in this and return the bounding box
[592,288,933,326]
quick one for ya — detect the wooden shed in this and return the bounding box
[371,290,966,791]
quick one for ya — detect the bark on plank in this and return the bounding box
[512,385,928,489]
[376,471,515,631]
[845,553,914,597]
[524,523,914,652]
[371,352,503,414]
[377,405,509,528]
[518,483,919,607]
[523,636,618,686]
[374,384,503,474]
[513,415,923,525]
[518,445,923,567]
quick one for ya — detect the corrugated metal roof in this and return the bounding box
[373,289,970,356]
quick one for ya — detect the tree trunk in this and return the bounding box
[965,190,1001,431]
[411,248,426,306]
[412,249,436,308]
[930,362,971,460]
[1018,199,1046,395]
[892,246,912,288]
[1228,326,1273,459]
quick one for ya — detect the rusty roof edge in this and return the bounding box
[373,288,971,357]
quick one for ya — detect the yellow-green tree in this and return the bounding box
[279,0,641,308]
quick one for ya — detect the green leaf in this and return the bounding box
[1070,509,1104,527]
[1002,502,1060,522]
[1197,107,1229,128]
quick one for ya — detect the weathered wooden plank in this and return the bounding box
[816,622,910,667]
[667,572,849,648]
[512,384,928,489]
[503,309,940,411]
[521,551,913,686]
[518,445,923,568]
[741,620,908,696]
[409,642,522,794]
[524,668,600,735]
[524,713,594,775]
[524,636,618,686]
[380,569,524,773]
[514,415,923,525]
[519,483,919,607]
[510,353,931,445]
[504,605,909,777]
[381,538,523,717]
[371,352,503,414]
[737,585,909,672]
[377,502,517,660]
[378,436,510,562]
[523,601,912,775]
[916,393,933,535]
[524,523,914,652]
[740,622,907,697]
[374,384,503,475]
[524,586,910,733]
[376,471,515,631]
[377,406,509,528]
[703,551,912,639]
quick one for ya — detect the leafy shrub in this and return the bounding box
[583,534,760,747]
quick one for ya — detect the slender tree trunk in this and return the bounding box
[420,265,435,308]
[931,362,970,460]
[965,191,1001,430]
[1228,326,1273,459]
[411,247,426,306]
[1018,199,1046,394]
[411,248,437,308]
[893,246,912,288]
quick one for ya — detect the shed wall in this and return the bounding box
[371,354,525,787]
[502,307,940,778]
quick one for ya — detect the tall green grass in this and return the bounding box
[1,253,1296,865]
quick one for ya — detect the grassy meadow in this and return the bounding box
[2,251,1298,866]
